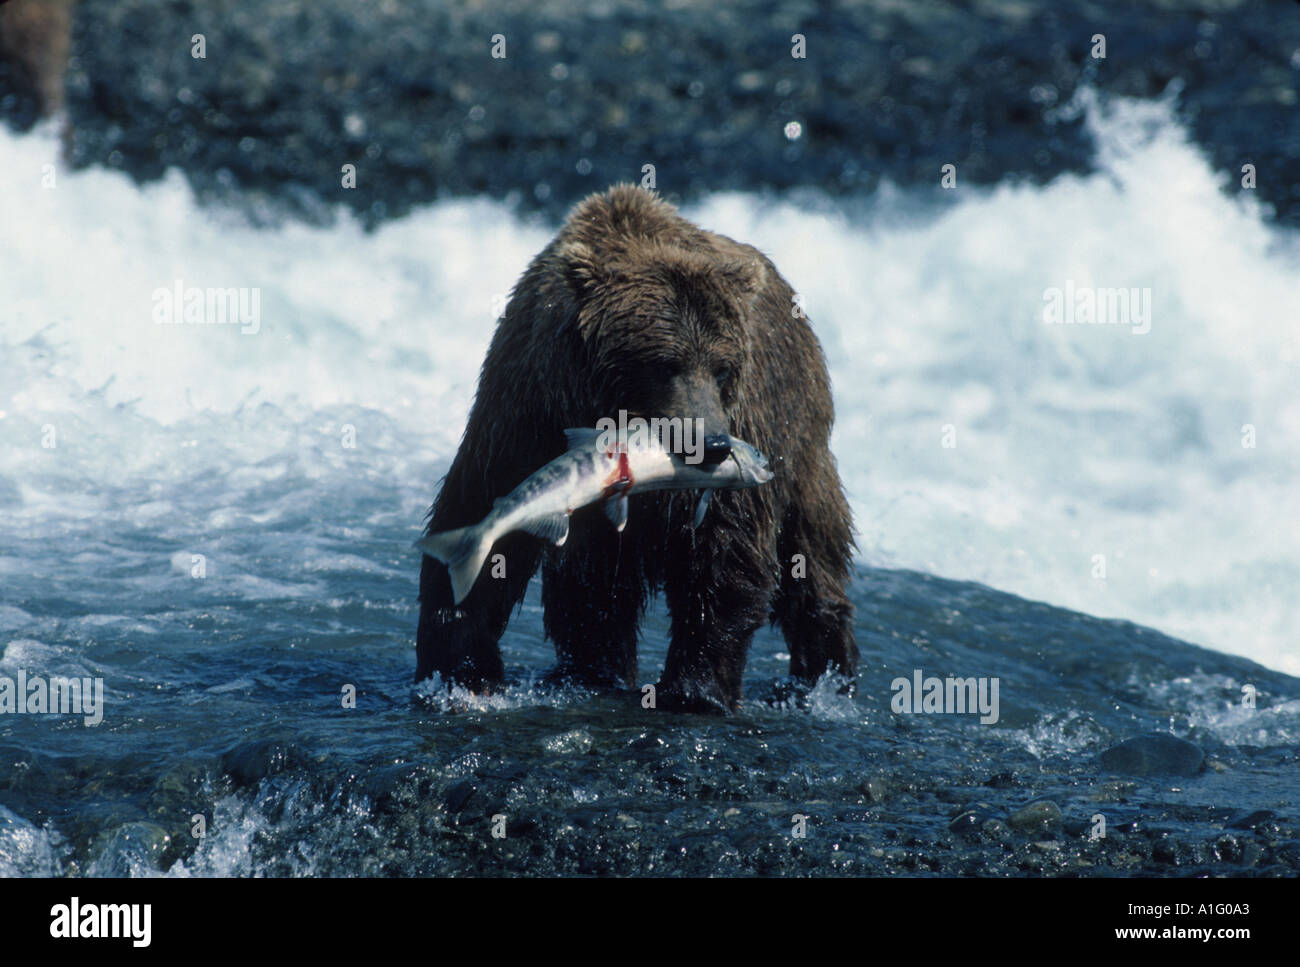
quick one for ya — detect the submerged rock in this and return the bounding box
[1098,734,1205,777]
[1008,800,1063,833]
[442,780,476,814]
[87,821,171,876]
[1226,809,1277,831]
[220,739,303,788]
[948,802,998,837]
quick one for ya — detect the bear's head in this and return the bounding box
[557,211,768,467]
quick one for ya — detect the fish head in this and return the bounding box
[724,438,774,486]
[664,435,772,489]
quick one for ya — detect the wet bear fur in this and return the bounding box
[416,185,856,712]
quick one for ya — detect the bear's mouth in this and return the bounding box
[699,433,732,467]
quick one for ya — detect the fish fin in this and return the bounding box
[605,494,629,532]
[563,427,604,451]
[414,524,492,605]
[521,512,570,546]
[692,489,713,529]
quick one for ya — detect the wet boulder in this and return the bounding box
[1098,734,1204,777]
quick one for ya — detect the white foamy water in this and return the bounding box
[2,92,1297,675]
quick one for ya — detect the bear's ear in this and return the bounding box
[714,256,769,298]
[556,240,613,298]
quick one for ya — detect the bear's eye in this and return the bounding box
[640,359,680,384]
[714,364,735,389]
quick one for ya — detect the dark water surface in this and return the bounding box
[3,555,1296,876]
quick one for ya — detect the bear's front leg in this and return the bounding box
[773,480,859,689]
[415,531,542,692]
[658,533,776,713]
[540,506,649,689]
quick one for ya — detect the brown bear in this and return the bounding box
[416,185,856,712]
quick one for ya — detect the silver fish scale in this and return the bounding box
[501,449,612,516]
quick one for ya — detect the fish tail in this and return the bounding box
[414,524,493,605]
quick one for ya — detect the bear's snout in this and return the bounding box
[661,369,731,465]
[700,434,732,467]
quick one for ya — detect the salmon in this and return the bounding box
[415,427,772,603]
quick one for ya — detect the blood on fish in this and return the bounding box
[601,446,634,498]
